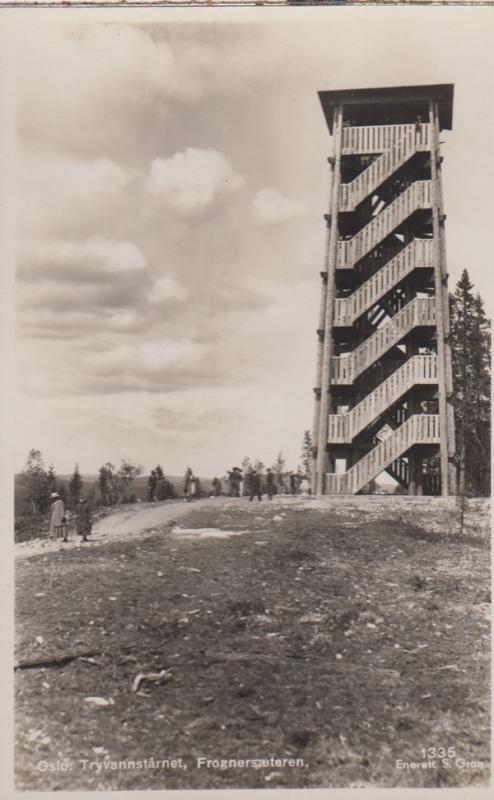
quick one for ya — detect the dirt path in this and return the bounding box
[14,499,214,559]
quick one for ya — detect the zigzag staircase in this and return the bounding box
[337,180,432,268]
[331,297,435,384]
[325,122,439,494]
[326,415,440,495]
[339,122,430,211]
[334,238,433,326]
[328,355,437,442]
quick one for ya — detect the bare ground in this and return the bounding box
[15,496,490,790]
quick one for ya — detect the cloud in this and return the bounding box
[149,275,188,305]
[145,148,244,213]
[17,24,209,160]
[252,188,306,224]
[84,340,207,376]
[18,237,146,283]
[152,407,238,433]
[17,153,132,237]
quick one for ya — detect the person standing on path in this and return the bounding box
[148,469,157,502]
[249,469,262,502]
[76,497,92,542]
[266,468,276,501]
[49,492,67,542]
[184,469,197,502]
[289,471,298,495]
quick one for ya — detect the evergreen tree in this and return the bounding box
[57,482,67,504]
[47,463,57,495]
[154,465,175,500]
[98,463,115,506]
[301,430,312,478]
[20,449,50,514]
[164,478,176,499]
[69,463,83,506]
[450,270,491,495]
[212,477,222,496]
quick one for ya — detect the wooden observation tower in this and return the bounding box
[311,84,456,496]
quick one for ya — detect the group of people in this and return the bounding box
[227,466,310,502]
[48,492,92,543]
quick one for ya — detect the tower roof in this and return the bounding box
[319,84,454,132]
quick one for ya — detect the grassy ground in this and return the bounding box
[15,499,490,790]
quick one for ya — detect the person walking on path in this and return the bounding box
[249,469,262,502]
[266,468,276,501]
[49,492,67,542]
[76,497,92,542]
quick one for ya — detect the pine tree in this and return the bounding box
[57,482,67,504]
[98,463,115,506]
[301,430,312,478]
[450,270,491,495]
[21,449,50,514]
[47,463,57,495]
[154,465,175,500]
[69,463,83,506]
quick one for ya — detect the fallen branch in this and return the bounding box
[15,650,102,670]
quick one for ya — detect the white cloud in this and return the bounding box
[85,340,207,376]
[106,311,143,332]
[145,148,244,213]
[149,275,188,304]
[17,153,132,236]
[252,187,306,224]
[19,237,147,282]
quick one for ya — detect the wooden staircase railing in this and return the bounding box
[340,123,430,211]
[385,456,409,488]
[334,238,434,323]
[325,414,440,495]
[332,297,435,384]
[337,181,432,269]
[328,355,437,442]
[342,123,431,156]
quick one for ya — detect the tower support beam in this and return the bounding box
[314,106,343,495]
[429,99,456,496]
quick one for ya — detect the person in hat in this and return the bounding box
[289,471,298,495]
[49,492,67,542]
[76,497,92,542]
[249,469,262,502]
[266,467,276,501]
[184,469,197,502]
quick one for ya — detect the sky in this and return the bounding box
[10,6,494,477]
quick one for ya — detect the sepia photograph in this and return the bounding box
[4,3,491,793]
